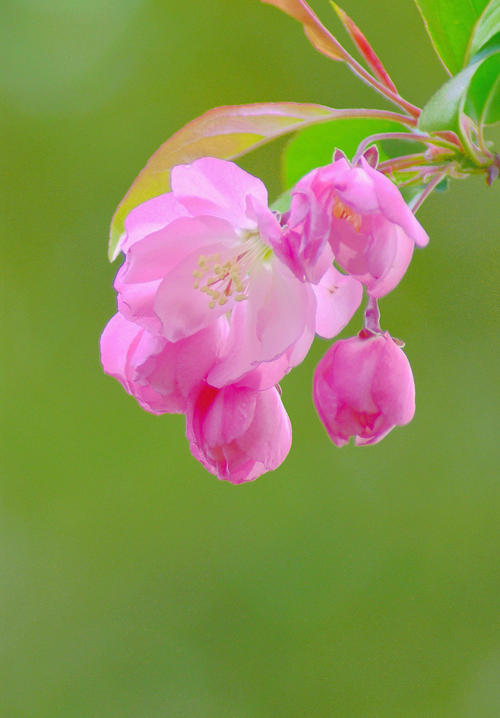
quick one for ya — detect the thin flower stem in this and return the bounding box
[393,164,450,179]
[283,0,421,118]
[395,174,427,189]
[363,295,382,334]
[477,124,492,159]
[391,165,437,176]
[342,52,421,118]
[409,169,449,213]
[321,108,418,127]
[353,132,458,164]
[377,153,428,172]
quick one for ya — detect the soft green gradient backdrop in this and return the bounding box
[1,1,499,716]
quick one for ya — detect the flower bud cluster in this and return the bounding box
[101,155,427,482]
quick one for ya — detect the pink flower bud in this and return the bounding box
[313,332,415,447]
[186,382,292,483]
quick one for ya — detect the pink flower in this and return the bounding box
[114,158,317,388]
[100,312,225,414]
[313,331,415,446]
[186,381,292,483]
[285,157,428,295]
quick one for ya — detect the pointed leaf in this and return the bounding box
[109,102,346,259]
[414,0,489,74]
[260,0,348,62]
[330,1,397,92]
[467,0,500,60]
[419,38,500,132]
[465,49,500,123]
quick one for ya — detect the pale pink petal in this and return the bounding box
[207,260,314,387]
[234,354,291,390]
[115,271,163,334]
[153,241,237,342]
[336,164,378,213]
[121,216,235,285]
[171,157,268,230]
[100,313,226,415]
[359,158,429,247]
[118,194,190,254]
[100,313,183,414]
[100,313,142,392]
[365,222,414,297]
[331,216,414,298]
[313,267,363,339]
[281,170,334,283]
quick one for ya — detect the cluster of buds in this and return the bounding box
[101,153,428,482]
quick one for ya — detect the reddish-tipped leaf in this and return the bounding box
[330,2,398,93]
[109,102,358,259]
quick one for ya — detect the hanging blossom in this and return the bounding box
[186,381,292,484]
[102,157,364,483]
[101,153,429,482]
[313,330,416,447]
[280,155,429,295]
[114,157,322,389]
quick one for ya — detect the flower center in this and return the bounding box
[332,197,362,232]
[192,230,272,309]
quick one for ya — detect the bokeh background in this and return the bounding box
[2,0,499,716]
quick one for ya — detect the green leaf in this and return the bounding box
[414,0,489,74]
[465,50,500,123]
[282,118,410,188]
[419,38,500,132]
[466,0,500,61]
[109,102,343,260]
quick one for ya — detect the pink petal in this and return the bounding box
[207,259,314,387]
[154,241,238,342]
[121,216,235,285]
[313,267,363,339]
[119,194,190,254]
[359,158,429,247]
[100,313,142,391]
[171,157,269,230]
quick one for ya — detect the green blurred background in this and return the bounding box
[1,0,499,715]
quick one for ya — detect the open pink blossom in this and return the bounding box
[285,156,428,295]
[186,381,292,483]
[313,331,415,446]
[114,158,316,388]
[100,312,226,414]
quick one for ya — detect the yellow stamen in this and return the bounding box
[332,197,362,232]
[192,232,272,309]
